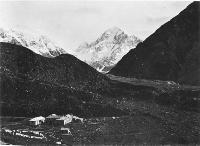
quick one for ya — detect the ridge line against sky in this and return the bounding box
[0,1,192,52]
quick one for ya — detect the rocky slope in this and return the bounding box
[75,27,141,73]
[109,2,200,86]
[0,42,128,117]
[0,28,66,57]
[0,42,110,91]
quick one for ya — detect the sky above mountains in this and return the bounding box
[0,1,191,52]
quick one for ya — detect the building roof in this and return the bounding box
[56,116,72,121]
[29,116,45,121]
[46,114,60,119]
[61,127,70,131]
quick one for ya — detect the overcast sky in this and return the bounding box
[0,0,192,51]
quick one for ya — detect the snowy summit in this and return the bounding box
[75,27,141,73]
[0,28,66,57]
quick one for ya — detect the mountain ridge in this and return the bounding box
[0,28,67,57]
[75,27,141,73]
[109,2,200,86]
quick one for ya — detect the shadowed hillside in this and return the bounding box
[109,2,200,86]
[0,42,128,117]
[0,42,110,92]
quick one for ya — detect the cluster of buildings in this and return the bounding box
[29,114,84,126]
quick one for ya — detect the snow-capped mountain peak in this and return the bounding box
[101,27,123,39]
[0,28,66,57]
[75,27,142,73]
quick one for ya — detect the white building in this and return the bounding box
[56,115,73,125]
[29,116,45,126]
[56,114,84,125]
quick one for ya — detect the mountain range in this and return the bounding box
[0,28,66,57]
[75,27,141,73]
[0,27,141,73]
[109,2,200,86]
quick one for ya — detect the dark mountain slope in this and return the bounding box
[0,42,110,92]
[0,42,128,117]
[0,72,127,117]
[109,2,200,85]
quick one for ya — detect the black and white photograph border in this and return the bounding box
[0,0,200,145]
